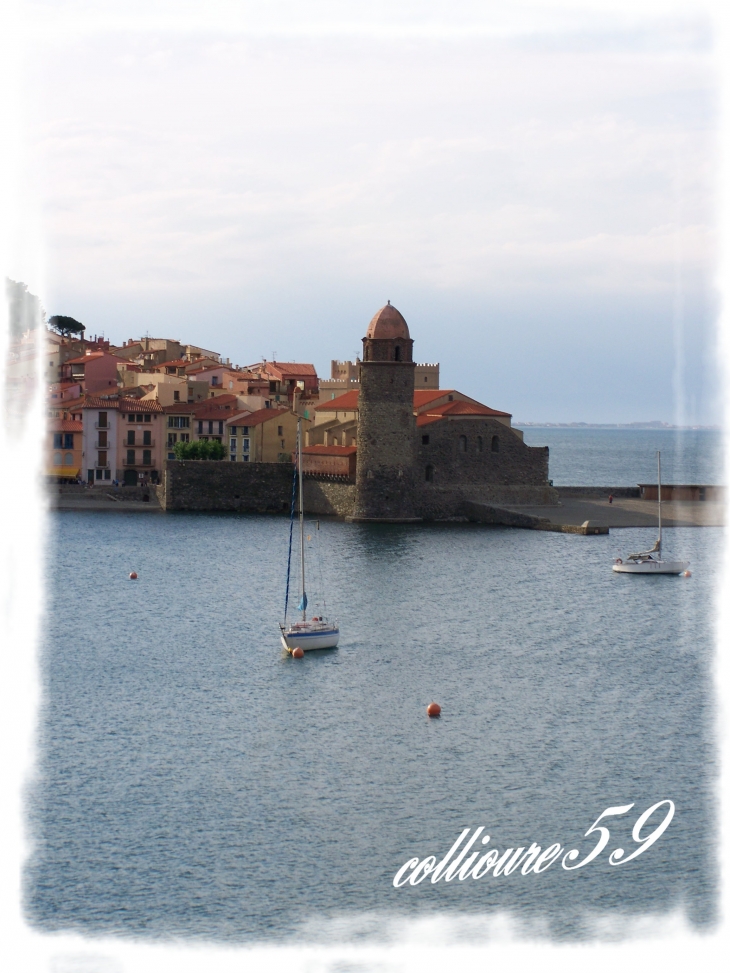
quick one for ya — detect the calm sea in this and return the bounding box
[520,427,724,486]
[26,430,720,943]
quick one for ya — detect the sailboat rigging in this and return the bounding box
[612,451,690,575]
[279,418,340,652]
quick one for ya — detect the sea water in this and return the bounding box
[26,505,719,942]
[521,427,723,486]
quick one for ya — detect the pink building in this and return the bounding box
[62,351,128,394]
[82,396,165,485]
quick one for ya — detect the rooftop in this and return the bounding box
[365,302,410,341]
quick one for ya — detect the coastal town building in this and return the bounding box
[319,359,440,405]
[48,418,83,480]
[82,396,165,485]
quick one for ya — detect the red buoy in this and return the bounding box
[683,570,692,578]
[129,572,138,580]
[292,646,304,658]
[427,701,441,717]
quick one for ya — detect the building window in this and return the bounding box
[98,450,107,467]
[394,345,401,361]
[448,395,453,401]
[491,435,499,453]
[423,376,428,383]
[180,433,189,442]
[277,425,283,436]
[198,421,203,434]
[242,438,250,453]
[459,435,467,452]
[425,465,434,482]
[127,449,135,465]
[212,376,219,386]
[168,433,177,446]
[98,431,107,447]
[143,430,152,445]
[168,452,175,460]
[208,421,213,434]
[218,421,223,435]
[53,451,62,466]
[230,438,237,451]
[128,414,135,422]
[53,433,63,448]
[104,469,111,480]
[421,434,429,445]
[230,427,236,436]
[242,426,249,435]
[95,469,103,479]
[143,450,152,465]
[98,412,108,428]
[174,390,180,401]
[144,414,151,422]
[127,431,136,445]
[64,452,73,466]
[477,436,483,452]
[168,416,190,428]
[230,454,236,462]
[243,454,249,462]
[63,433,74,448]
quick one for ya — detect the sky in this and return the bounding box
[11,0,721,423]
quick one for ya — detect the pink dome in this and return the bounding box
[365,303,410,340]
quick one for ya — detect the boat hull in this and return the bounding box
[280,628,340,651]
[612,560,689,575]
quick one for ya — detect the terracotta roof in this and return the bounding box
[162,402,198,414]
[366,303,410,340]
[118,397,164,413]
[65,352,127,365]
[416,415,443,427]
[240,407,289,427]
[315,390,360,411]
[224,411,255,425]
[302,444,357,456]
[50,419,83,432]
[153,359,189,369]
[426,400,511,418]
[413,389,450,409]
[264,362,318,377]
[83,396,120,409]
[59,396,85,410]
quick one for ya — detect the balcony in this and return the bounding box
[123,459,155,467]
[124,439,155,447]
[94,439,111,448]
[94,422,109,430]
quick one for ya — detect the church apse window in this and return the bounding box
[491,435,500,452]
[394,345,401,361]
[459,435,467,452]
[477,436,483,452]
[425,464,434,482]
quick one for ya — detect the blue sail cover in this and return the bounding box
[298,592,308,612]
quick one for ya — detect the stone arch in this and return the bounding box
[491,435,500,452]
[477,436,483,452]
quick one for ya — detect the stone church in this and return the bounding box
[304,303,557,522]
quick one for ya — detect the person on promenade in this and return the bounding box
[608,493,614,504]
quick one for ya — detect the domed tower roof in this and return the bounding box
[366,302,410,340]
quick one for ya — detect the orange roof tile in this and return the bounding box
[50,419,83,432]
[240,407,289,427]
[315,390,360,411]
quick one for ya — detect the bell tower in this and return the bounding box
[351,302,420,522]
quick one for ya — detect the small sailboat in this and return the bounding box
[612,451,690,575]
[279,418,340,652]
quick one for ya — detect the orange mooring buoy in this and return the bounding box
[427,701,441,718]
[684,570,692,578]
[292,646,304,658]
[129,572,138,580]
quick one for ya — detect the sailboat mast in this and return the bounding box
[298,417,306,620]
[657,450,662,552]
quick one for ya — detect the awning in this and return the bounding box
[47,467,80,477]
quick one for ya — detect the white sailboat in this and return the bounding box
[279,418,340,652]
[612,451,690,575]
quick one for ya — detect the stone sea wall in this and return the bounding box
[160,460,294,512]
